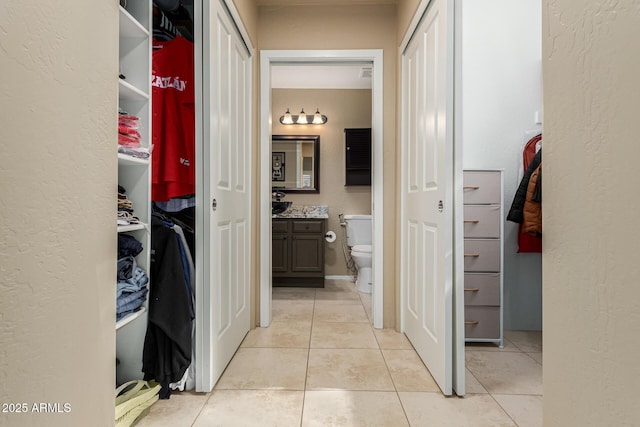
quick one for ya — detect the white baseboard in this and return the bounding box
[325,275,356,281]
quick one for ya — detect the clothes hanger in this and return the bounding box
[153,6,180,42]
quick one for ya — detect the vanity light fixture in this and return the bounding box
[279,107,327,125]
[281,108,294,125]
[312,108,325,124]
[296,108,308,124]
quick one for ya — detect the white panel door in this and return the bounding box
[401,0,455,395]
[199,0,251,390]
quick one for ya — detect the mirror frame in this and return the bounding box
[271,134,320,194]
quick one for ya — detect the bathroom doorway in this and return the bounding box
[259,50,384,328]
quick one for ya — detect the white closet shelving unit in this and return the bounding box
[116,1,152,384]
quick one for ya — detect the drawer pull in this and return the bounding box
[464,253,480,257]
[463,186,480,190]
[465,320,480,325]
[464,288,479,292]
[464,220,479,224]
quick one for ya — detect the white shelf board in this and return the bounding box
[119,6,149,39]
[116,307,146,331]
[118,152,149,166]
[119,79,149,102]
[117,222,147,233]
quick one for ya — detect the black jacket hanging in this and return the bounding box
[142,217,192,388]
[507,149,542,224]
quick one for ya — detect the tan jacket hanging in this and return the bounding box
[523,165,542,237]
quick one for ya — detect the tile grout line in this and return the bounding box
[370,297,413,426]
[189,330,254,424]
[298,288,317,427]
[464,367,488,394]
[487,391,521,427]
[467,347,520,426]
[468,335,542,427]
[189,392,213,427]
[524,351,543,366]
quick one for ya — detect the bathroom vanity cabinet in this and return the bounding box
[272,218,326,287]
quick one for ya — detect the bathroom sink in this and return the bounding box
[272,201,292,215]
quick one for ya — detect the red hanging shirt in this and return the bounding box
[151,36,195,202]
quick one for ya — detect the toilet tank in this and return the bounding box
[343,214,372,247]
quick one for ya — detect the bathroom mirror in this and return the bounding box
[271,135,320,193]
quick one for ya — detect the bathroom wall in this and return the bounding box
[272,88,372,276]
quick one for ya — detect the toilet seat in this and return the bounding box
[351,244,371,254]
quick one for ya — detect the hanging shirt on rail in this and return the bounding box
[151,35,195,202]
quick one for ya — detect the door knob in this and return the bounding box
[212,198,217,211]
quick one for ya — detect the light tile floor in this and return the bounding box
[137,279,543,426]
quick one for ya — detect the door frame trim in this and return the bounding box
[452,0,465,396]
[259,49,384,328]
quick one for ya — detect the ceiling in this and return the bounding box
[271,64,372,89]
[256,0,396,5]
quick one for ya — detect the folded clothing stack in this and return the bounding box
[117,235,149,321]
[118,145,150,159]
[118,185,140,226]
[118,113,150,159]
[118,114,141,147]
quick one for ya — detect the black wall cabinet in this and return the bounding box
[345,128,372,186]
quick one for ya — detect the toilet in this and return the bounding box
[343,214,372,294]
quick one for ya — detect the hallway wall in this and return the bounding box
[543,0,640,424]
[0,1,118,426]
[258,4,398,327]
[397,0,421,41]
[231,0,259,47]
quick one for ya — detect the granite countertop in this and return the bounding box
[272,205,328,219]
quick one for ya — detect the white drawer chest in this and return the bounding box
[463,170,504,347]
